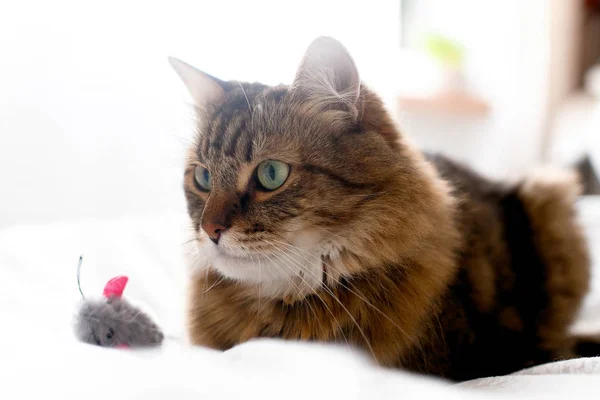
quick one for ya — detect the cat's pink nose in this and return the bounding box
[201,192,236,244]
[202,221,228,244]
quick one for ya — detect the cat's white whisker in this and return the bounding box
[236,80,252,114]
[259,251,324,327]
[202,276,224,294]
[257,254,262,316]
[267,249,351,349]
[272,239,412,341]
[272,246,375,359]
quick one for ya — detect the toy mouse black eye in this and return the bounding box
[106,328,114,340]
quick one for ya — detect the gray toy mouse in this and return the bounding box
[74,271,164,348]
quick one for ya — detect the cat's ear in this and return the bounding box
[292,37,360,108]
[168,57,226,109]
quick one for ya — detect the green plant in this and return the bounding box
[422,34,465,69]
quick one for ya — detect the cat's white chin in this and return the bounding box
[216,246,323,298]
[192,231,328,298]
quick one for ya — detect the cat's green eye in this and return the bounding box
[194,165,211,191]
[256,160,290,191]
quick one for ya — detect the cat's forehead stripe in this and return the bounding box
[195,84,293,171]
[223,115,247,158]
[207,106,228,151]
[244,136,254,163]
[201,85,268,163]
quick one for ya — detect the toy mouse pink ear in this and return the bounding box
[103,276,129,298]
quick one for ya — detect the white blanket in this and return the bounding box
[1,206,600,399]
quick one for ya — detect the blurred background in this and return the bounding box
[1,0,600,230]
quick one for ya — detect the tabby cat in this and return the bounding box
[170,37,596,381]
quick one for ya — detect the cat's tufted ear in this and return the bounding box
[168,57,226,109]
[292,36,360,109]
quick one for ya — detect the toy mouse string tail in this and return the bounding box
[77,255,85,300]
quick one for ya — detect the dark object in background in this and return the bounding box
[581,0,600,87]
[574,154,600,195]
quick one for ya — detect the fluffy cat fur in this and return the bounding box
[171,37,595,381]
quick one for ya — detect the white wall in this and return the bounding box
[395,0,553,182]
[0,0,569,229]
[542,0,584,160]
[0,0,400,229]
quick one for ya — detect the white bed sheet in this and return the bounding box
[2,201,600,399]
